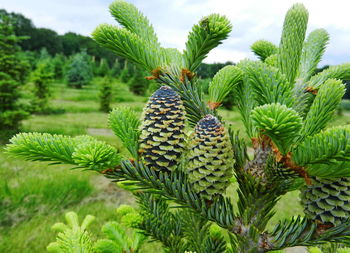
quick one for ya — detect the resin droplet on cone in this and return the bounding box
[300,177,350,226]
[139,86,186,172]
[188,114,234,199]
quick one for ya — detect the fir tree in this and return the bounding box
[119,60,135,83]
[0,14,29,140]
[97,58,110,77]
[30,59,54,113]
[128,67,150,95]
[66,51,93,88]
[51,54,66,80]
[99,77,113,113]
[7,1,350,252]
[110,59,122,77]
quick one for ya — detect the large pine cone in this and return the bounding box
[188,114,234,199]
[300,177,350,226]
[139,86,186,172]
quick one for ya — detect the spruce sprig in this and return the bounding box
[299,79,345,140]
[251,103,302,154]
[251,40,278,62]
[308,63,350,89]
[92,25,162,71]
[293,126,350,177]
[244,61,294,107]
[208,65,243,108]
[109,107,140,159]
[277,3,309,84]
[183,14,232,72]
[109,0,159,45]
[297,29,329,84]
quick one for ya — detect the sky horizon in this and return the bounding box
[1,0,350,66]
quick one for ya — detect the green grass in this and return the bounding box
[1,78,345,252]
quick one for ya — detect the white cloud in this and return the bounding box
[1,0,350,65]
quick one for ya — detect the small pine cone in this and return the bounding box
[188,114,234,199]
[139,86,186,172]
[300,177,350,226]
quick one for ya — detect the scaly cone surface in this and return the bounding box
[188,114,234,199]
[301,177,350,226]
[139,86,186,172]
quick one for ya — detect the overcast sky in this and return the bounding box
[1,0,350,66]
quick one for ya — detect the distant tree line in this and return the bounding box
[0,9,117,65]
[196,61,234,79]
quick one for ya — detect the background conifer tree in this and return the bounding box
[0,14,29,141]
[30,58,54,113]
[99,77,113,113]
[66,51,93,88]
[128,67,150,95]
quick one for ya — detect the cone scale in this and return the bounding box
[139,86,186,172]
[188,114,234,199]
[301,177,350,226]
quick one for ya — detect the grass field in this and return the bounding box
[1,79,349,252]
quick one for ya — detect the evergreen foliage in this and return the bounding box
[7,1,350,252]
[97,58,110,77]
[119,61,135,83]
[0,14,29,140]
[99,77,113,113]
[128,67,151,95]
[208,65,242,109]
[277,3,308,84]
[47,212,95,253]
[30,58,54,112]
[251,40,278,62]
[110,59,122,77]
[51,54,66,80]
[47,210,145,253]
[66,51,93,88]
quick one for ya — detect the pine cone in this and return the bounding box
[188,114,234,199]
[300,177,350,226]
[139,86,186,172]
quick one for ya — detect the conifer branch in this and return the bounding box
[251,103,302,154]
[269,216,350,249]
[179,211,227,253]
[308,63,350,89]
[47,212,95,253]
[277,3,309,84]
[234,60,257,137]
[72,140,121,172]
[183,14,232,72]
[137,193,188,252]
[208,65,243,109]
[105,160,237,230]
[297,29,329,83]
[265,54,278,67]
[162,47,184,70]
[158,72,215,126]
[292,126,350,177]
[6,132,78,164]
[243,61,294,107]
[251,40,278,62]
[109,0,159,45]
[299,79,345,140]
[92,24,162,72]
[109,107,140,159]
[6,133,120,172]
